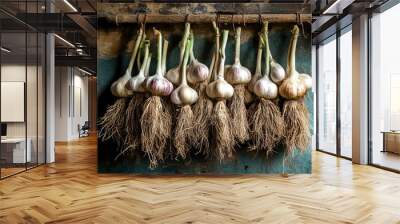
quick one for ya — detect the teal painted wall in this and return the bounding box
[98,23,313,174]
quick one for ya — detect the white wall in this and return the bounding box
[54,66,89,141]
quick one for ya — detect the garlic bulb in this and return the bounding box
[225,27,251,85]
[253,22,278,100]
[166,23,191,86]
[248,34,264,93]
[146,28,174,96]
[279,25,308,100]
[171,36,198,106]
[126,40,150,93]
[300,73,312,89]
[110,29,144,97]
[270,55,285,84]
[187,32,209,84]
[206,30,234,100]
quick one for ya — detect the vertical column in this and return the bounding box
[46,1,55,163]
[352,14,369,164]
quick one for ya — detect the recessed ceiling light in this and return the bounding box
[54,34,75,48]
[1,47,11,53]
[63,0,78,12]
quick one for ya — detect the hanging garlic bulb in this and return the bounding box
[248,22,284,156]
[225,27,251,85]
[269,54,286,84]
[110,28,144,97]
[126,40,150,93]
[187,32,209,84]
[98,29,143,144]
[166,22,191,86]
[121,40,151,159]
[206,30,234,100]
[145,28,174,96]
[279,25,307,100]
[300,73,312,89]
[171,39,199,106]
[171,36,198,159]
[225,27,251,143]
[208,29,235,161]
[253,22,278,100]
[280,25,311,153]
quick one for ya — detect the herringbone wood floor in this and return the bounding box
[1,136,400,224]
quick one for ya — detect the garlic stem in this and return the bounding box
[180,23,191,61]
[145,53,152,77]
[212,21,220,82]
[255,34,263,76]
[137,32,146,70]
[153,28,163,76]
[140,41,150,73]
[189,31,195,63]
[162,39,168,74]
[287,25,299,78]
[217,30,229,80]
[262,21,271,80]
[180,36,192,86]
[127,28,144,74]
[234,27,241,64]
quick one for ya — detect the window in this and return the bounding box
[370,3,400,171]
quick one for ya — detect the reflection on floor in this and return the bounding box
[373,151,400,171]
[0,136,400,223]
[0,163,42,178]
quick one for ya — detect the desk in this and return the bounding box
[1,138,31,163]
[382,131,400,154]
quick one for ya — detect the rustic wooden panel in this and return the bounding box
[98,3,311,23]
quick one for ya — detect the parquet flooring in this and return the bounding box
[1,135,400,223]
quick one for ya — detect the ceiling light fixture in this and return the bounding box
[1,47,11,53]
[54,34,75,48]
[63,0,78,12]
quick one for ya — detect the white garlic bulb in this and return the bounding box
[279,25,308,100]
[270,56,286,84]
[126,40,150,93]
[170,36,199,105]
[225,27,251,85]
[253,23,278,100]
[206,30,234,100]
[166,22,191,86]
[110,28,144,97]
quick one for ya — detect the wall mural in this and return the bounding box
[97,3,313,174]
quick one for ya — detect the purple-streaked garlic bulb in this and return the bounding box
[166,23,191,86]
[110,29,144,97]
[248,34,264,93]
[187,32,209,84]
[206,30,234,100]
[145,28,174,96]
[225,27,251,85]
[126,40,150,93]
[170,36,198,106]
[279,25,308,100]
[253,22,278,100]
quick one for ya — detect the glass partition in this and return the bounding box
[317,36,337,155]
[340,28,352,158]
[0,1,46,179]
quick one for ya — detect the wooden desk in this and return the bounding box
[382,131,400,154]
